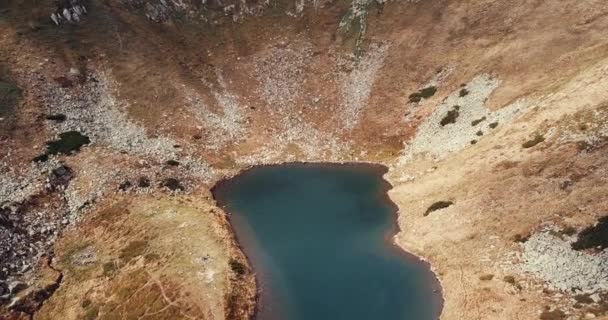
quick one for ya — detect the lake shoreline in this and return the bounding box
[211,161,444,320]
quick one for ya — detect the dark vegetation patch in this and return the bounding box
[119,240,148,263]
[46,131,90,155]
[476,130,483,136]
[560,226,577,236]
[539,308,566,320]
[587,294,608,316]
[118,181,132,191]
[165,159,180,166]
[144,253,161,262]
[547,230,566,240]
[83,305,100,320]
[513,233,530,243]
[137,177,150,188]
[229,259,247,277]
[408,86,437,103]
[503,275,516,284]
[32,154,49,162]
[471,116,486,126]
[489,121,498,129]
[44,114,66,122]
[522,134,545,148]
[81,298,92,308]
[571,216,608,251]
[161,178,184,191]
[0,78,20,118]
[470,140,477,145]
[574,294,594,304]
[479,274,494,281]
[459,88,469,97]
[440,107,460,126]
[53,76,73,88]
[102,261,117,276]
[424,201,454,216]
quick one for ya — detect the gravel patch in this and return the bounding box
[186,70,247,150]
[400,74,527,162]
[0,160,59,206]
[339,42,389,129]
[254,40,312,111]
[40,71,212,180]
[520,231,608,294]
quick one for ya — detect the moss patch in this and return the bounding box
[571,216,608,251]
[539,308,566,320]
[503,275,516,284]
[82,305,99,320]
[46,131,91,155]
[440,107,459,126]
[0,79,21,117]
[522,134,545,148]
[119,240,148,263]
[162,178,185,191]
[471,116,486,126]
[408,86,437,103]
[479,274,494,281]
[229,259,247,277]
[424,201,454,216]
[102,261,118,276]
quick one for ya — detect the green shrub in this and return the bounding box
[539,308,566,320]
[0,79,20,117]
[479,274,494,281]
[522,134,545,148]
[229,259,247,277]
[102,261,117,276]
[440,108,459,126]
[471,116,486,126]
[424,201,453,216]
[408,86,437,103]
[119,241,148,262]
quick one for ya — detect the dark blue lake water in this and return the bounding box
[214,164,442,320]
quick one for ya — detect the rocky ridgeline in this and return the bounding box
[520,229,608,296]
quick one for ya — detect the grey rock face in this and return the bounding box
[50,0,87,26]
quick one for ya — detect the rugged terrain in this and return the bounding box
[1,0,608,319]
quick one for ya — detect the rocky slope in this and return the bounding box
[1,0,608,319]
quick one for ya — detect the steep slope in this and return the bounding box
[1,0,608,319]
